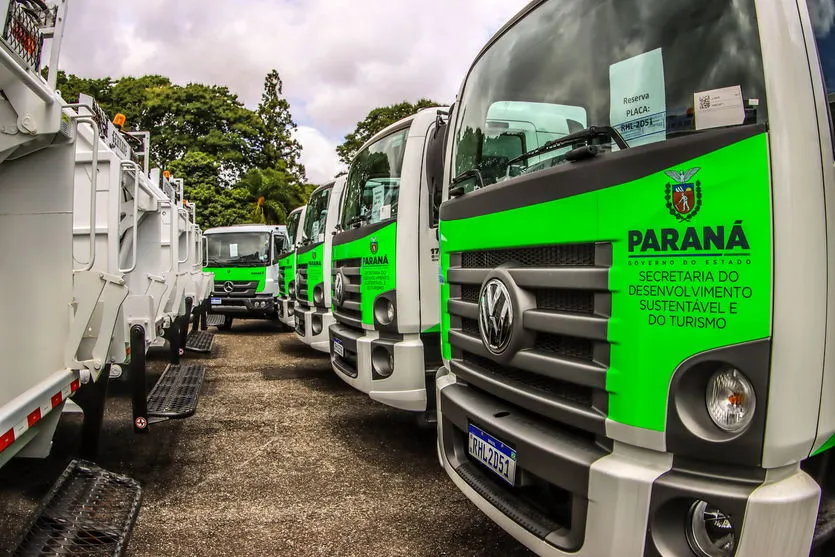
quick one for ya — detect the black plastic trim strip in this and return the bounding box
[441,125,765,221]
[441,382,605,497]
[334,311,363,330]
[523,310,608,341]
[450,360,605,434]
[449,330,606,389]
[330,323,360,352]
[296,241,323,256]
[333,219,393,247]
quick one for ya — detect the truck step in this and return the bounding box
[206,314,225,327]
[185,330,214,353]
[814,490,835,548]
[13,460,142,557]
[146,363,206,420]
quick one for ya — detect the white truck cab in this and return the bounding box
[294,177,347,352]
[328,107,448,416]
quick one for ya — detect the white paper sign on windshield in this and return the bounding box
[229,243,238,257]
[311,221,320,239]
[609,48,667,147]
[694,85,745,130]
[380,204,391,220]
[371,183,385,222]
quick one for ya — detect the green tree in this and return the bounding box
[169,151,250,229]
[142,82,262,175]
[256,69,306,181]
[237,167,316,225]
[50,70,314,229]
[52,70,113,106]
[336,99,442,165]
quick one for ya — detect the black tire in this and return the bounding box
[217,316,234,331]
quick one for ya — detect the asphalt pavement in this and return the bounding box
[0,320,532,556]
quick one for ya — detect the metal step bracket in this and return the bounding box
[66,270,129,381]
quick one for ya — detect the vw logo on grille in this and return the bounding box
[478,278,513,355]
[223,281,235,293]
[334,272,345,307]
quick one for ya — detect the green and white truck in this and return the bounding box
[294,178,347,352]
[436,0,835,555]
[277,205,306,328]
[329,107,447,414]
[204,224,288,330]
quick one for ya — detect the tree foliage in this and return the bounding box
[336,99,442,165]
[256,69,306,182]
[55,69,316,229]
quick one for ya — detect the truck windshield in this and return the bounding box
[206,232,270,267]
[452,0,767,191]
[287,210,302,246]
[341,127,409,229]
[303,187,331,244]
[812,3,835,139]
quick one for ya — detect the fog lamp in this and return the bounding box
[686,500,735,557]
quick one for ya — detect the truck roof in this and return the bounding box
[309,180,336,197]
[357,106,448,156]
[204,224,287,235]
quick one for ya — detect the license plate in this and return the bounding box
[333,338,344,357]
[468,423,517,486]
[210,297,222,305]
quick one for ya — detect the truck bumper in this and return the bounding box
[207,294,277,319]
[294,307,333,352]
[277,296,295,327]
[328,323,428,412]
[436,372,820,557]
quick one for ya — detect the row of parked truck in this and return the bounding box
[202,0,835,555]
[5,0,835,555]
[0,0,219,553]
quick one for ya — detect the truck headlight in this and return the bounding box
[706,368,755,433]
[374,297,395,325]
[686,500,735,557]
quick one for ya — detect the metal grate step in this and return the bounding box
[185,330,214,353]
[147,363,206,419]
[206,314,225,327]
[13,460,142,557]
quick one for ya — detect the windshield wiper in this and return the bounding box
[506,125,629,168]
[347,214,369,229]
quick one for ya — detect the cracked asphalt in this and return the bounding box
[0,320,532,556]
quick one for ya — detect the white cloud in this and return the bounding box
[56,0,528,160]
[293,126,345,185]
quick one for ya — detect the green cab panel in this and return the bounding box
[440,133,772,432]
[278,252,295,297]
[203,266,267,293]
[332,222,397,325]
[297,243,325,305]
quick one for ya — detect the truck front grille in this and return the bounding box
[295,264,309,309]
[446,242,611,435]
[461,244,595,268]
[212,280,258,296]
[332,258,363,330]
[277,264,290,299]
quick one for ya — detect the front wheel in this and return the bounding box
[217,316,234,331]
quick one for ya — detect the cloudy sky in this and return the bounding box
[56,0,529,183]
